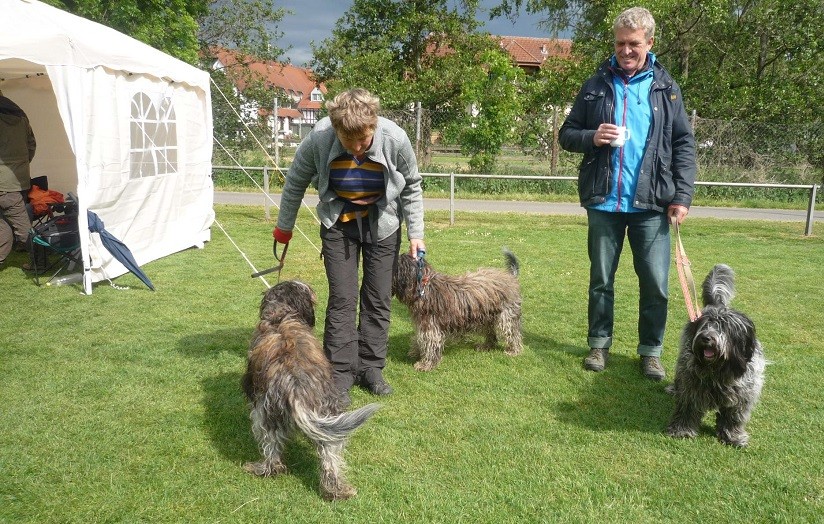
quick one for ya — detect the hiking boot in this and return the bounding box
[583,348,608,372]
[641,356,666,381]
[359,369,393,396]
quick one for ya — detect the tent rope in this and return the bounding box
[210,77,285,178]
[209,77,323,287]
[212,136,321,253]
[212,217,271,288]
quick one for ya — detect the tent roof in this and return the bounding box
[0,0,208,89]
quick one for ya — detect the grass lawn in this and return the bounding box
[1,206,823,522]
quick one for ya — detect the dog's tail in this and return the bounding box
[293,402,381,443]
[702,263,736,308]
[502,248,520,277]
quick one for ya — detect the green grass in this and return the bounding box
[2,207,823,522]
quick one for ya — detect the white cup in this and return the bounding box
[610,126,631,147]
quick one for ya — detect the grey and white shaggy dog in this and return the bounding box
[242,280,380,500]
[392,249,523,371]
[666,264,766,448]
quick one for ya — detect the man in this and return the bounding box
[558,7,696,380]
[273,88,426,406]
[0,90,36,268]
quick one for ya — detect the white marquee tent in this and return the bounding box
[0,0,214,293]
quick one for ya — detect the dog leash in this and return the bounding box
[671,216,701,321]
[251,239,289,281]
[416,249,428,297]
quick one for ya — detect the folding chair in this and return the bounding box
[26,175,67,229]
[27,207,81,286]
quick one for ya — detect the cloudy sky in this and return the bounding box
[276,0,553,66]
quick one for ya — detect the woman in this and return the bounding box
[273,88,426,405]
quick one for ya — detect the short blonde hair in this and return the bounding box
[325,88,380,138]
[613,7,656,40]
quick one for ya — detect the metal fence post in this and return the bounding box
[450,172,455,225]
[805,184,818,236]
[551,106,559,177]
[263,166,270,221]
[415,101,422,160]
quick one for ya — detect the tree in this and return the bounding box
[491,0,823,123]
[197,2,290,165]
[492,0,823,175]
[197,0,287,62]
[44,1,287,65]
[516,55,588,162]
[312,0,525,170]
[44,0,208,64]
[444,50,524,173]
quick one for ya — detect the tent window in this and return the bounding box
[129,93,178,178]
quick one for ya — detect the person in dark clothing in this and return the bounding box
[0,90,37,268]
[558,7,697,381]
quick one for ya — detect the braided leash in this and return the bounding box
[671,216,701,321]
[416,249,428,297]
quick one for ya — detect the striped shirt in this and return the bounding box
[329,154,385,222]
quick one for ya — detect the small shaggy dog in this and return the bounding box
[666,264,766,447]
[392,249,523,371]
[242,280,380,500]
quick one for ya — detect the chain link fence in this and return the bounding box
[214,104,821,205]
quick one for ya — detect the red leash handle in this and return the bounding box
[251,229,290,279]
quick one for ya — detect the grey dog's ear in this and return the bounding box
[724,313,757,377]
[702,264,736,308]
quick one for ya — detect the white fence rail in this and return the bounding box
[212,166,821,236]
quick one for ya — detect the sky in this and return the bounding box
[275,0,554,66]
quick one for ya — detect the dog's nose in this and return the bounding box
[694,332,716,351]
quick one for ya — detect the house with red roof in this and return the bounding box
[209,37,569,143]
[496,36,572,73]
[210,47,326,141]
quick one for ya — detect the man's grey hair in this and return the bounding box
[613,7,656,40]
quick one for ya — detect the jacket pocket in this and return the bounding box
[578,153,609,204]
[582,89,607,129]
[654,156,675,207]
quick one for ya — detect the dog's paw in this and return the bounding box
[717,429,749,448]
[413,360,437,372]
[504,346,522,356]
[664,384,676,395]
[243,460,287,477]
[323,486,358,501]
[321,474,357,500]
[665,425,698,439]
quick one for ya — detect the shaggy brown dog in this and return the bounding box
[666,264,766,448]
[392,249,523,371]
[242,280,380,500]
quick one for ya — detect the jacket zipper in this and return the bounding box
[615,76,629,212]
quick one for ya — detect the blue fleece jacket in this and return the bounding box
[592,53,655,213]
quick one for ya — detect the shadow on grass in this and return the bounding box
[554,350,675,435]
[176,327,249,359]
[524,331,581,364]
[200,371,330,497]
